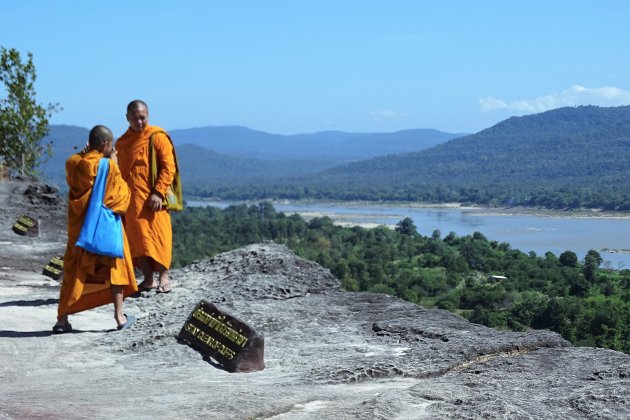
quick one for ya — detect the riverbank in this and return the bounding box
[189,197,630,219]
[188,198,630,266]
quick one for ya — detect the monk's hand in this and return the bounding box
[148,193,163,211]
[108,149,118,165]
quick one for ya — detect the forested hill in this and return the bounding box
[38,126,332,189]
[272,105,630,210]
[39,125,463,190]
[169,126,464,161]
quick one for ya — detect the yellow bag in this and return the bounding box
[149,131,183,211]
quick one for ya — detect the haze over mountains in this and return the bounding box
[296,105,630,208]
[40,125,464,188]
[39,105,630,210]
[168,126,465,160]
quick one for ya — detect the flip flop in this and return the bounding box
[52,322,72,334]
[137,283,157,292]
[156,284,172,294]
[117,314,136,330]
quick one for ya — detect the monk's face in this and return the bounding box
[126,105,149,132]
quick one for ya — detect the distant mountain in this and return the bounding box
[206,106,630,210]
[38,125,462,192]
[169,126,464,161]
[39,125,89,188]
[177,144,338,186]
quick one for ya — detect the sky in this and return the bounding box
[2,0,630,137]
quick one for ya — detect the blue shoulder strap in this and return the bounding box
[75,159,114,253]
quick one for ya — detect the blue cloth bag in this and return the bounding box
[75,158,124,258]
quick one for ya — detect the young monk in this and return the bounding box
[53,125,138,333]
[115,100,176,294]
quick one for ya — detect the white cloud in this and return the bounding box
[479,85,630,114]
[479,96,508,112]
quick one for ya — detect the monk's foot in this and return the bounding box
[116,314,136,330]
[156,271,171,294]
[52,322,72,334]
[137,280,157,292]
[156,283,171,294]
[114,314,126,325]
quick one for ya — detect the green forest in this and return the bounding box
[172,203,630,354]
[187,106,630,211]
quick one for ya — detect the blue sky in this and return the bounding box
[2,1,630,137]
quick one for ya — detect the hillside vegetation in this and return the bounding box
[172,203,630,354]
[196,106,630,210]
[40,125,461,191]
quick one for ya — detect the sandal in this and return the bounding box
[117,314,136,330]
[156,283,172,294]
[137,283,157,292]
[52,322,73,334]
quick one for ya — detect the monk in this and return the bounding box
[115,100,176,294]
[53,125,138,333]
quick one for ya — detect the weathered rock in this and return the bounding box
[0,181,629,419]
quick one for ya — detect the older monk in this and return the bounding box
[53,125,137,333]
[115,100,176,294]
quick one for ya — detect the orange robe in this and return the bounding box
[115,125,176,269]
[57,151,137,319]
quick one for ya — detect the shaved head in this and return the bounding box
[126,99,150,132]
[88,125,113,149]
[127,99,148,114]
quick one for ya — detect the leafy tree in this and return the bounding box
[395,217,418,236]
[583,249,603,285]
[170,203,630,354]
[559,250,578,267]
[0,47,59,175]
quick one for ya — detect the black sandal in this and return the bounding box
[137,283,157,292]
[52,323,72,334]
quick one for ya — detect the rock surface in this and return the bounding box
[1,181,629,419]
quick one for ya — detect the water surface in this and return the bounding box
[189,200,630,269]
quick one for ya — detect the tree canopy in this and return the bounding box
[0,47,59,175]
[171,203,630,354]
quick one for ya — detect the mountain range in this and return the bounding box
[193,105,630,210]
[300,105,630,208]
[37,105,630,210]
[39,125,464,189]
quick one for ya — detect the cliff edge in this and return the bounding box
[0,181,628,419]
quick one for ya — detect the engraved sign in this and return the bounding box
[12,215,39,237]
[43,256,64,280]
[178,300,265,373]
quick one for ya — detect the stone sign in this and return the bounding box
[43,256,64,280]
[12,215,39,237]
[178,300,265,373]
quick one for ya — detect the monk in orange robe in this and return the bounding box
[53,125,138,333]
[115,100,176,293]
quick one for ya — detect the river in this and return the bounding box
[188,200,630,270]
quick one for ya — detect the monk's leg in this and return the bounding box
[111,285,126,326]
[52,313,72,333]
[155,261,171,293]
[136,256,156,288]
[54,313,69,327]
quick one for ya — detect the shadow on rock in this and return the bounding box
[0,298,58,307]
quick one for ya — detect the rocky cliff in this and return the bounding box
[0,181,628,419]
